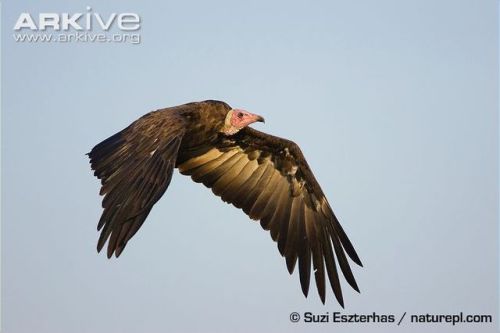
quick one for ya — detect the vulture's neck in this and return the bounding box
[220,110,240,136]
[220,124,240,136]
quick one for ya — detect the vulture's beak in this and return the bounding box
[255,115,265,123]
[245,111,264,123]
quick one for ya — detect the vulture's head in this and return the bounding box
[221,108,265,135]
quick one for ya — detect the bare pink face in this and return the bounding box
[230,109,265,129]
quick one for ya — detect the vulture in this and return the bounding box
[88,100,362,306]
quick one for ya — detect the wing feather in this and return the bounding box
[249,169,281,218]
[276,192,294,255]
[243,165,276,219]
[260,176,288,229]
[321,227,344,307]
[297,203,311,297]
[176,127,361,305]
[212,154,248,195]
[88,110,186,258]
[220,159,259,204]
[190,149,239,183]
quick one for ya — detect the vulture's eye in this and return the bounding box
[237,112,243,119]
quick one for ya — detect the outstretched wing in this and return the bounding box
[177,127,362,306]
[88,111,186,258]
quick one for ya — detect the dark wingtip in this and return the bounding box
[334,291,345,308]
[352,255,363,267]
[286,256,296,274]
[277,241,286,256]
[344,269,360,293]
[343,272,361,294]
[106,246,114,259]
[115,245,125,258]
[301,283,309,298]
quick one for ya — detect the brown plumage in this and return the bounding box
[88,100,362,306]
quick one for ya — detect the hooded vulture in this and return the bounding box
[88,100,362,306]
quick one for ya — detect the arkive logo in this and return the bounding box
[12,6,141,44]
[13,6,141,31]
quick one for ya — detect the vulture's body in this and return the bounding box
[88,100,362,306]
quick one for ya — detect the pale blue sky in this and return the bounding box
[2,1,498,332]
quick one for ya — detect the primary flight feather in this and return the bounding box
[88,100,362,306]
